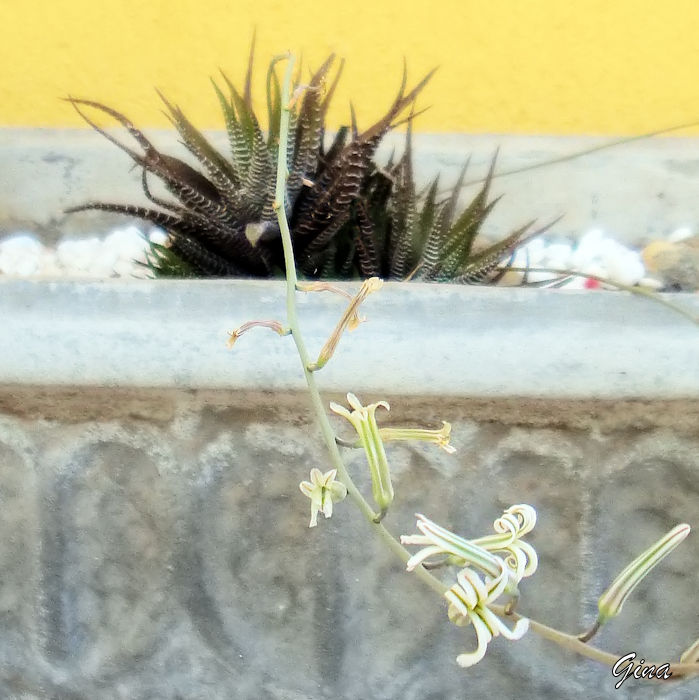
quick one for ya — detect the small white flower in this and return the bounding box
[299,468,347,528]
[445,566,530,667]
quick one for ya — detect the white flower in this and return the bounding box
[299,468,347,528]
[401,510,537,667]
[445,566,529,667]
[469,504,538,583]
[400,513,503,578]
[330,393,393,520]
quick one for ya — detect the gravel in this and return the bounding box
[0,225,695,290]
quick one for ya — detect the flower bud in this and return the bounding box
[597,523,690,623]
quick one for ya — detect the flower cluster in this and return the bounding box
[299,394,457,527]
[401,506,538,667]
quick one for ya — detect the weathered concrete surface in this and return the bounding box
[2,128,699,245]
[0,387,697,699]
[0,280,697,698]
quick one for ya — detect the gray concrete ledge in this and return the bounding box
[2,128,699,244]
[0,384,697,698]
[1,278,697,399]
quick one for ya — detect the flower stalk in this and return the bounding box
[260,52,699,681]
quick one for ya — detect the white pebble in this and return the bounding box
[148,228,170,246]
[0,235,45,276]
[522,238,546,265]
[37,248,63,277]
[604,249,645,286]
[0,233,43,254]
[542,242,573,271]
[113,258,141,278]
[571,228,606,269]
[56,237,104,274]
[577,262,606,279]
[104,225,148,261]
[668,226,693,243]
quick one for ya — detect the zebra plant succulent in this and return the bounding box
[66,49,433,278]
[66,51,342,277]
[334,118,558,283]
[66,48,550,283]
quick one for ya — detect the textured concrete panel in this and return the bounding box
[0,389,696,699]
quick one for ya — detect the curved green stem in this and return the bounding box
[273,53,699,678]
[273,54,445,599]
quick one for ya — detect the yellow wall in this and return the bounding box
[2,0,699,134]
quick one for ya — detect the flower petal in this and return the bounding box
[322,494,333,519]
[414,515,502,578]
[308,504,319,528]
[329,481,347,502]
[457,567,489,604]
[346,392,364,412]
[455,612,493,667]
[479,605,530,640]
[329,402,352,420]
[321,469,338,487]
[405,545,445,571]
[299,481,314,497]
[445,590,471,618]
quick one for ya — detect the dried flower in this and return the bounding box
[299,468,347,528]
[227,319,290,348]
[295,281,367,330]
[308,277,383,371]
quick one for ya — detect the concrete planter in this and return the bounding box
[0,279,697,699]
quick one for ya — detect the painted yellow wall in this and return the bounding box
[2,0,699,134]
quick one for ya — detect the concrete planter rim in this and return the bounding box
[1,277,697,400]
